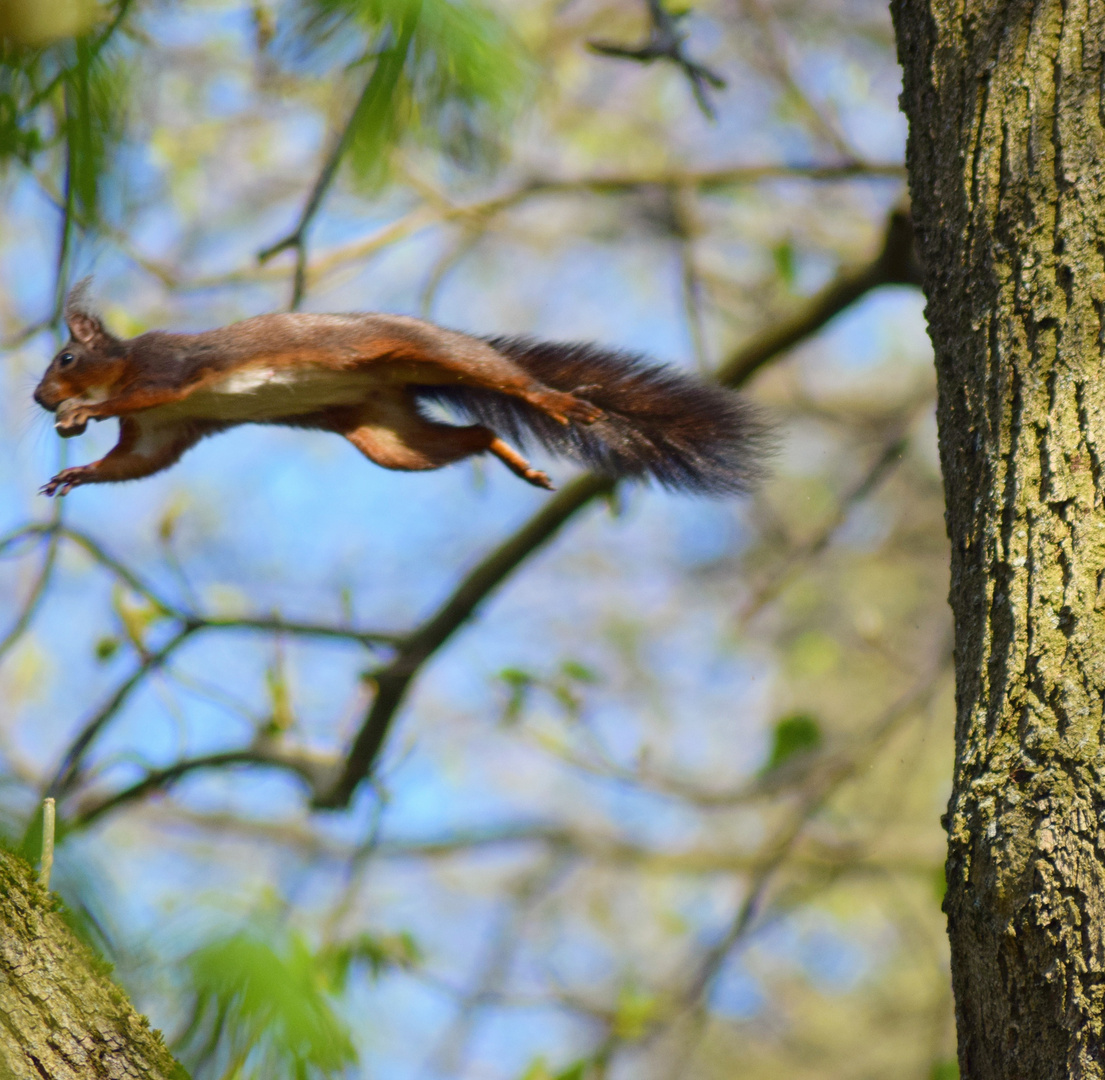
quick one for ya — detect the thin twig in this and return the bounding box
[589,0,728,119]
[737,0,857,160]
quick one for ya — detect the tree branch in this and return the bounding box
[74,741,341,827]
[314,206,922,810]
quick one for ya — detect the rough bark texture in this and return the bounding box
[0,848,185,1079]
[891,1,1105,1077]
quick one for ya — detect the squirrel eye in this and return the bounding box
[57,352,76,369]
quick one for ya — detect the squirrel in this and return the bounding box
[33,281,767,497]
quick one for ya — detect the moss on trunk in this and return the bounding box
[0,848,185,1079]
[892,1,1105,1076]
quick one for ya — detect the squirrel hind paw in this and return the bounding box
[553,393,605,427]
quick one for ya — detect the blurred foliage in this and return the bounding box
[0,0,105,47]
[0,0,131,228]
[763,712,822,771]
[179,929,358,1078]
[298,0,529,183]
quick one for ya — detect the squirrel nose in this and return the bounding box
[33,387,54,411]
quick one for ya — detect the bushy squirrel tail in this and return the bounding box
[418,337,770,494]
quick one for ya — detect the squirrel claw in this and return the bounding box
[524,469,555,491]
[40,468,86,497]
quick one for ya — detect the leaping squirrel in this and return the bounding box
[33,282,767,497]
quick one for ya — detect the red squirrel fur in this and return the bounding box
[33,282,766,497]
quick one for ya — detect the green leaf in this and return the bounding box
[930,1061,958,1080]
[94,635,119,662]
[181,930,356,1079]
[499,667,534,725]
[519,1059,588,1080]
[611,985,659,1041]
[763,712,822,771]
[773,239,796,287]
[560,660,600,684]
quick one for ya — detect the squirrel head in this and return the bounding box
[34,279,127,436]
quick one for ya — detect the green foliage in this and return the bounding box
[763,712,823,772]
[179,930,358,1079]
[930,1060,958,1080]
[611,984,659,1040]
[178,925,421,1077]
[498,659,601,724]
[772,239,796,288]
[0,0,132,227]
[112,586,167,655]
[519,1058,588,1080]
[499,666,535,724]
[316,930,421,989]
[297,0,530,186]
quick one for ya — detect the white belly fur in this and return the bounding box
[167,365,373,422]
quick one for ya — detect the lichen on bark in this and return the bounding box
[892,0,1105,1076]
[0,847,186,1080]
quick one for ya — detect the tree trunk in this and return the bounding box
[0,848,185,1079]
[891,1,1105,1076]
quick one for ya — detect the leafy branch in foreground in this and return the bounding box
[260,0,529,307]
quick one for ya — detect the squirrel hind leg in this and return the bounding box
[487,436,554,490]
[337,411,553,489]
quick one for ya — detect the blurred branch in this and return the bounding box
[737,0,857,160]
[317,474,615,808]
[589,0,727,119]
[673,652,952,1059]
[255,96,369,310]
[715,206,921,384]
[21,162,904,304]
[315,206,922,810]
[736,419,917,626]
[424,854,573,1077]
[590,642,953,1075]
[194,615,398,649]
[46,624,201,800]
[74,741,342,827]
[135,806,944,879]
[0,503,63,664]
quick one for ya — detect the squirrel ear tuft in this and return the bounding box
[64,277,115,348]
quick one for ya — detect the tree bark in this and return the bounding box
[0,848,185,1079]
[891,1,1105,1076]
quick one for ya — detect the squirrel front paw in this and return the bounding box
[40,467,90,497]
[54,408,91,438]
